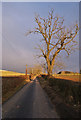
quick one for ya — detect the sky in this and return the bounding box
[79,2,81,72]
[1,2,80,73]
[0,2,2,71]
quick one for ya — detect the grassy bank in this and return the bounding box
[38,75,81,118]
[2,76,30,103]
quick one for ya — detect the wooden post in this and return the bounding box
[32,69,33,74]
[26,64,27,79]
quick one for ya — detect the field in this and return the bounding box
[0,70,25,77]
[42,73,81,82]
[53,74,81,82]
[2,76,29,103]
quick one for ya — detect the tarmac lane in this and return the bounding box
[2,79,59,118]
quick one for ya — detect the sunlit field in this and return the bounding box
[53,74,81,82]
[0,70,25,77]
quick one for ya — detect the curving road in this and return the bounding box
[2,78,59,118]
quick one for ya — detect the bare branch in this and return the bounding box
[37,45,47,59]
[62,48,70,55]
[26,9,79,75]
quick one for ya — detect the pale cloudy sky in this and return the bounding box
[1,2,79,73]
[0,2,2,70]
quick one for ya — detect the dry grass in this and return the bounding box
[2,75,30,103]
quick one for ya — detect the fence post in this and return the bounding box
[26,64,27,79]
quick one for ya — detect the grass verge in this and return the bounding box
[38,75,81,118]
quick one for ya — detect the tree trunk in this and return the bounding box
[47,59,55,76]
[47,64,53,76]
[47,64,51,76]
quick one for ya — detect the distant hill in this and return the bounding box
[0,70,25,77]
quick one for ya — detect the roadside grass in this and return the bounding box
[38,75,81,118]
[2,75,30,103]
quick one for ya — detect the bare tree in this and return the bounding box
[26,10,79,76]
[28,65,42,75]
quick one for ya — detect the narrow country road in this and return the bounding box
[2,78,59,118]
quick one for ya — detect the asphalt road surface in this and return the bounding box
[0,77,2,120]
[2,78,59,118]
